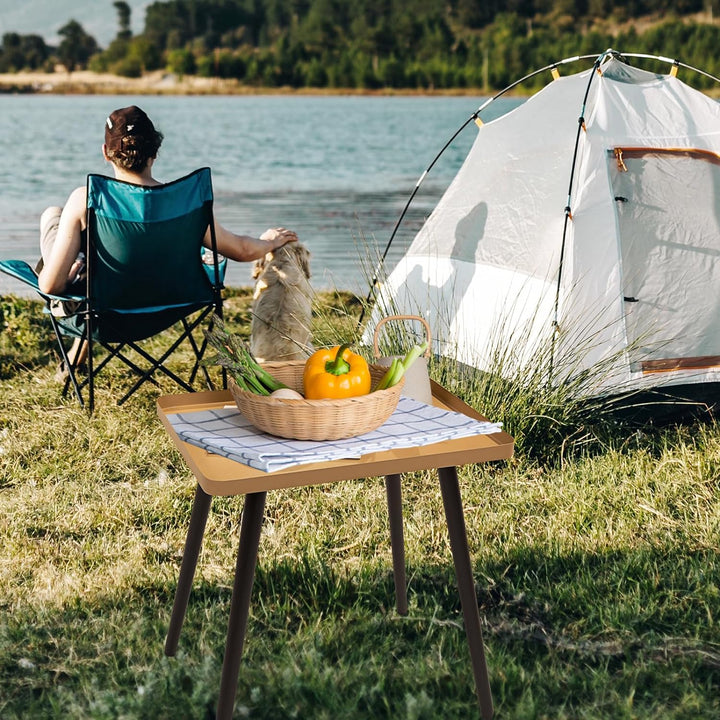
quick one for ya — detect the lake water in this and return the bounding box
[0,94,520,295]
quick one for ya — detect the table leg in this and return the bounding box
[216,491,267,720]
[165,484,213,656]
[438,466,493,720]
[384,474,408,615]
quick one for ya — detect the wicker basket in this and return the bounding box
[229,361,404,440]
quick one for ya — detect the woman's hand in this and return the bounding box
[260,227,298,249]
[67,253,86,285]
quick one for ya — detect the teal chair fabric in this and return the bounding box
[0,167,225,411]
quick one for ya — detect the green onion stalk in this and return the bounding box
[204,315,287,395]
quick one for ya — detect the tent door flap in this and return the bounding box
[609,147,720,374]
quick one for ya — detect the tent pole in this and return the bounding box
[358,113,478,327]
[549,51,609,380]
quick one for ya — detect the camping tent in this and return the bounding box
[369,50,720,403]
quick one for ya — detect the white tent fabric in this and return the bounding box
[370,55,720,398]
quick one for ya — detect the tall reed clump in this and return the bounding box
[430,310,632,466]
[358,245,647,466]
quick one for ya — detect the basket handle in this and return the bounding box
[373,315,432,359]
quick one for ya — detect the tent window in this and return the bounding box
[609,147,720,374]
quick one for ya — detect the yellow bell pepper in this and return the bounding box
[303,344,372,400]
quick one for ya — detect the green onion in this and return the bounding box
[204,315,288,396]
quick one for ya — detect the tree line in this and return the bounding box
[2,0,720,90]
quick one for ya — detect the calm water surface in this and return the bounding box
[0,94,519,295]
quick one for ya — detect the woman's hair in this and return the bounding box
[104,105,164,172]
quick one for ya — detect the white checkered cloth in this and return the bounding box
[167,397,502,473]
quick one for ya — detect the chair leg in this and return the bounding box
[183,316,214,389]
[60,304,221,406]
[216,491,267,720]
[165,485,213,656]
[113,306,215,402]
[438,466,493,720]
[114,339,193,405]
[384,474,408,616]
[48,314,85,407]
[62,350,84,407]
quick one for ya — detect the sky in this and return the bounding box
[0,0,151,48]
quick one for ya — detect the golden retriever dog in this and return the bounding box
[250,242,314,362]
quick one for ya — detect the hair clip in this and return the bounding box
[127,124,134,132]
[106,117,113,129]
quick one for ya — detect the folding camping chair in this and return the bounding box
[0,167,225,412]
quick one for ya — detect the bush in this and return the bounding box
[111,56,143,78]
[165,48,196,77]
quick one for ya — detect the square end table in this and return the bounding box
[158,381,513,719]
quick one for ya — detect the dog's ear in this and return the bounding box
[252,251,272,279]
[297,245,311,279]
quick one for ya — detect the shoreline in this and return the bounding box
[0,69,499,97]
[3,67,719,98]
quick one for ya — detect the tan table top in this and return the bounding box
[157,381,514,496]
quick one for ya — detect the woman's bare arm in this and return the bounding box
[38,186,87,295]
[204,221,298,262]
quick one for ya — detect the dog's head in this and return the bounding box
[252,242,311,281]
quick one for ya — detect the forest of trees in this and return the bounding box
[2,0,720,90]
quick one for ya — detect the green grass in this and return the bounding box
[1,289,719,719]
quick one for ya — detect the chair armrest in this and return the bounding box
[0,259,85,301]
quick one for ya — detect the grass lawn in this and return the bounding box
[0,288,719,719]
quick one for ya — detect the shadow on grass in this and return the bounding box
[3,540,719,719]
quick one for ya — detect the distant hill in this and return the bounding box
[0,0,150,47]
